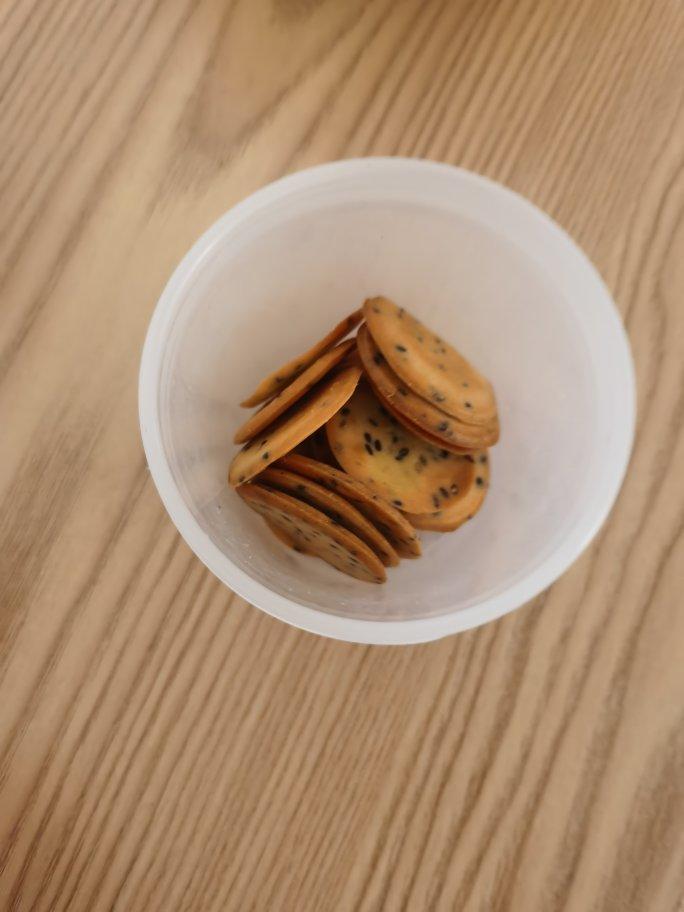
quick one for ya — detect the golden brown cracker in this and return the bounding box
[277,453,422,558]
[259,466,399,566]
[229,364,361,486]
[404,451,490,531]
[234,340,354,444]
[357,324,499,448]
[377,394,473,455]
[264,518,304,551]
[238,484,386,582]
[325,382,478,515]
[363,297,497,425]
[240,309,363,408]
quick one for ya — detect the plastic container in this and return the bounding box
[139,159,635,644]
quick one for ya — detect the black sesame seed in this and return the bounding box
[432,494,440,508]
[364,443,374,456]
[395,344,407,353]
[379,405,389,416]
[374,439,382,451]
[373,352,384,365]
[399,307,405,317]
[439,486,449,498]
[364,431,372,442]
[391,435,399,444]
[398,387,408,396]
[369,417,379,427]
[419,454,427,466]
[476,476,484,486]
[392,499,403,507]
[464,401,473,409]
[341,407,350,415]
[262,452,270,460]
[238,475,245,483]
[440,449,449,459]
[432,392,446,403]
[437,421,449,432]
[395,447,410,461]
[462,381,469,388]
[479,454,488,463]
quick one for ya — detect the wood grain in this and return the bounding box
[1,0,683,909]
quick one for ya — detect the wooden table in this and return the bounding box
[2,1,683,909]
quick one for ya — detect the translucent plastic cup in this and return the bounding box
[139,159,635,644]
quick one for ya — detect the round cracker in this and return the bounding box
[238,484,386,583]
[357,324,499,448]
[229,364,361,486]
[259,466,399,566]
[376,393,472,455]
[363,297,497,425]
[325,382,478,515]
[240,309,363,408]
[264,518,305,551]
[404,452,490,531]
[234,340,354,444]
[277,453,421,558]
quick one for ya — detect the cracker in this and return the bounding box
[229,364,361,486]
[277,453,422,558]
[259,466,399,566]
[238,484,386,583]
[404,451,490,531]
[234,340,354,444]
[240,309,363,408]
[377,394,472,455]
[363,297,497,425]
[357,324,499,448]
[325,382,478,515]
[265,518,305,551]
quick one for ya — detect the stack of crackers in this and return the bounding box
[229,297,499,583]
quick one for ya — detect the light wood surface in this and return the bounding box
[2,0,683,909]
